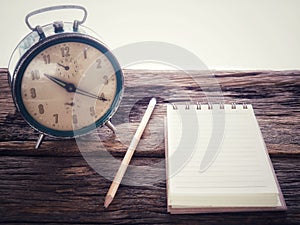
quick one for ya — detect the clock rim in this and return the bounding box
[11,32,124,138]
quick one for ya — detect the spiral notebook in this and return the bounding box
[165,103,286,214]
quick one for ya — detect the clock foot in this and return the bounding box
[35,133,45,149]
[105,120,116,133]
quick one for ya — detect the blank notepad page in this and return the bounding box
[166,104,282,208]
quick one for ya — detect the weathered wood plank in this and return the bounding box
[0,155,299,224]
[1,69,299,155]
[1,68,300,224]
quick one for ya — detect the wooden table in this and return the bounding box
[0,68,299,224]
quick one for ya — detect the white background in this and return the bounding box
[1,0,299,70]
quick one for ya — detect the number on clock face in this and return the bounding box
[21,41,118,132]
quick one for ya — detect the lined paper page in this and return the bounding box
[166,104,281,208]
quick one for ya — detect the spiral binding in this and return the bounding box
[171,102,248,110]
[185,102,190,110]
[171,103,177,110]
[231,102,236,109]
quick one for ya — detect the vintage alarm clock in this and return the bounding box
[8,5,124,148]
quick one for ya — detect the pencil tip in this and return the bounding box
[104,195,113,208]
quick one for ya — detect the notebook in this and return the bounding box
[165,103,286,214]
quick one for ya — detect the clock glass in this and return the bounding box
[13,35,123,137]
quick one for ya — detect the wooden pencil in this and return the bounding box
[104,97,157,208]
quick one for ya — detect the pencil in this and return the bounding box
[104,97,157,208]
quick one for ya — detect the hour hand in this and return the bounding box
[44,73,67,88]
[44,73,77,92]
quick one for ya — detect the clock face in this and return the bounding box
[14,35,123,137]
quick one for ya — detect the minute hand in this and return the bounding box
[75,87,108,101]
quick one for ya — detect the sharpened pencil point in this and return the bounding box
[104,195,113,208]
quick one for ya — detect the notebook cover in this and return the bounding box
[164,110,287,214]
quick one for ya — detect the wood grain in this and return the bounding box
[0,68,300,224]
[1,69,299,155]
[0,156,299,224]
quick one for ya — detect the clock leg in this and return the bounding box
[105,120,116,133]
[35,133,45,149]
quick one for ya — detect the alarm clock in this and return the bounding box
[8,5,124,148]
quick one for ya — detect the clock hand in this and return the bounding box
[65,102,75,106]
[44,73,68,88]
[44,73,108,101]
[57,62,70,71]
[76,87,108,101]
